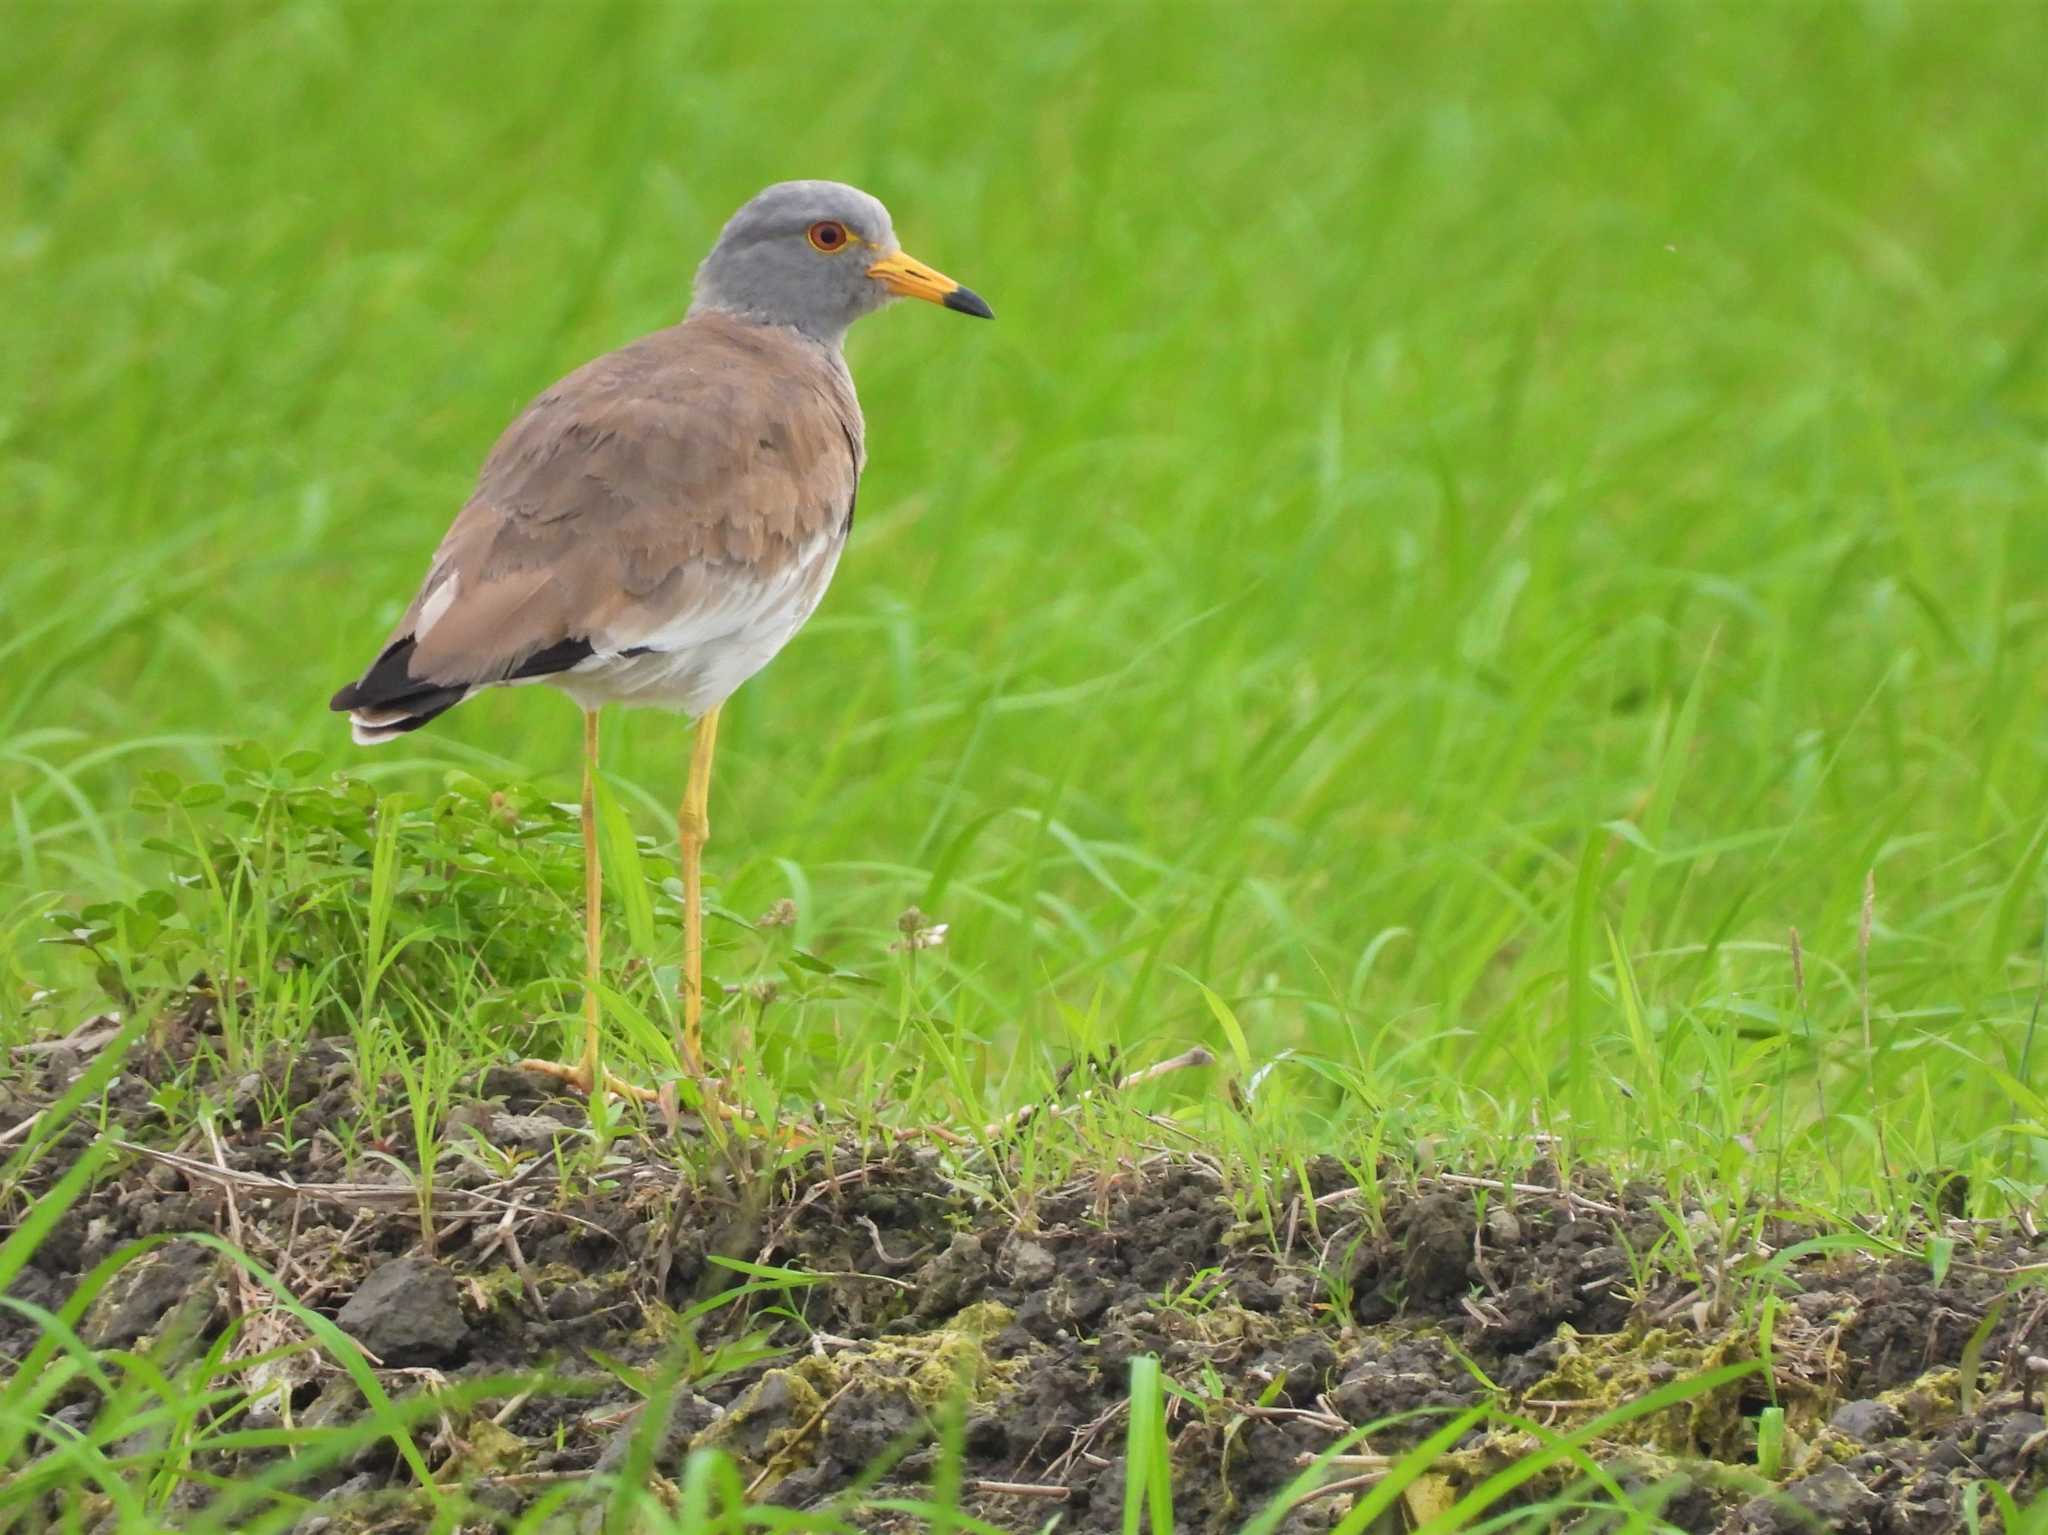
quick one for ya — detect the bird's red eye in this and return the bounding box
[807,220,849,253]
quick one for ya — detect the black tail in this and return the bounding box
[331,637,469,743]
[332,633,598,744]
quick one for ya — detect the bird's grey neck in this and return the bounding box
[687,290,850,351]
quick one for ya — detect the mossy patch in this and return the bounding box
[689,1300,1017,1487]
[1521,1325,1762,1459]
[442,1416,528,1481]
[1881,1365,1962,1430]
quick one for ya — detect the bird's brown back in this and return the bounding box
[389,312,864,687]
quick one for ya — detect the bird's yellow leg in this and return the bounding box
[576,708,604,1084]
[522,709,653,1102]
[678,704,721,1081]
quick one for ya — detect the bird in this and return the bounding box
[330,180,992,1102]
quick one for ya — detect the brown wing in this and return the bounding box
[331,313,862,738]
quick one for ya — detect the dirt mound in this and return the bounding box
[5,1030,2047,1532]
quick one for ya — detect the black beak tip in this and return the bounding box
[944,286,995,320]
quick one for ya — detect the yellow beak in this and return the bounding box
[866,248,995,318]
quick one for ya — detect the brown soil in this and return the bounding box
[5,1027,2047,1533]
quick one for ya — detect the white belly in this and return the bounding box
[545,532,844,719]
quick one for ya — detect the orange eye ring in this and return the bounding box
[807,220,850,253]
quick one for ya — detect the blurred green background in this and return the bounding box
[6,1,2048,1185]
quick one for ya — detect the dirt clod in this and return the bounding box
[487,1112,584,1151]
[87,1239,223,1349]
[334,1256,470,1366]
[1733,1463,1885,1533]
[1829,1398,1907,1443]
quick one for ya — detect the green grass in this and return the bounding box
[6,2,2048,1521]
[10,0,2048,1193]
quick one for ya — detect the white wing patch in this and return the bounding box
[415,572,461,638]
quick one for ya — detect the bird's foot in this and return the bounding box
[517,1056,658,1104]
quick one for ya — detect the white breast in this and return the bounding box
[544,530,845,719]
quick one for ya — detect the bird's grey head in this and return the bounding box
[690,180,993,346]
